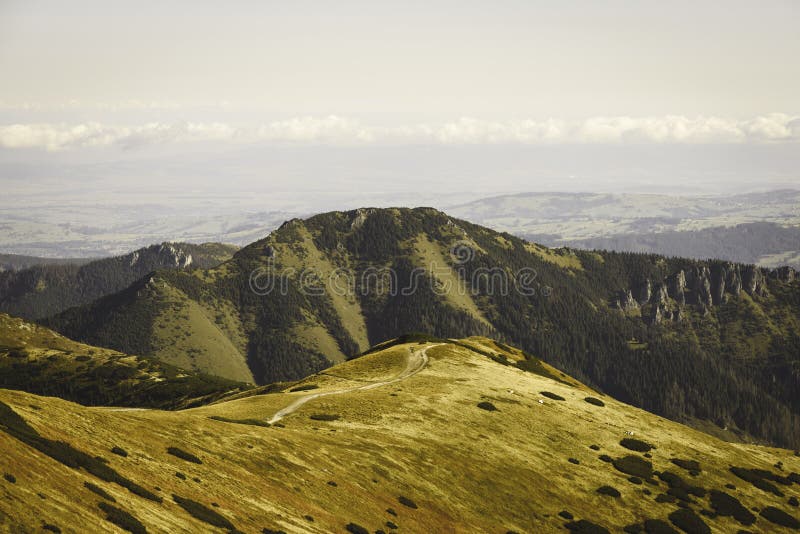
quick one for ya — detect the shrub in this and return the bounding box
[730,466,783,496]
[477,401,497,411]
[167,447,202,464]
[589,445,600,451]
[671,459,701,474]
[309,414,340,421]
[759,507,800,529]
[175,472,186,480]
[599,454,613,463]
[208,416,270,427]
[668,508,710,534]
[789,496,799,507]
[42,525,61,533]
[172,494,236,530]
[84,481,115,502]
[628,477,642,485]
[564,519,611,533]
[642,519,677,534]
[398,496,418,509]
[110,446,128,457]
[569,458,580,465]
[386,508,397,516]
[97,502,147,534]
[613,455,653,478]
[559,511,574,520]
[262,529,287,534]
[708,490,755,525]
[620,438,653,453]
[596,485,620,497]
[540,391,566,401]
[386,521,398,529]
[3,473,15,483]
[584,397,605,407]
[289,384,319,392]
[345,524,369,534]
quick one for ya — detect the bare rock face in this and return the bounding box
[667,270,686,305]
[773,266,796,283]
[726,265,742,296]
[634,279,652,305]
[710,265,726,305]
[615,289,639,311]
[742,265,767,296]
[652,283,669,306]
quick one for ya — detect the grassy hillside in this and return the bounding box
[43,207,800,448]
[1,338,799,533]
[0,313,249,409]
[0,242,238,320]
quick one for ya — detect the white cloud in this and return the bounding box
[1,114,799,151]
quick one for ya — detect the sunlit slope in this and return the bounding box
[2,338,799,533]
[0,313,247,409]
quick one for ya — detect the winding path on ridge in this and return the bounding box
[266,343,441,425]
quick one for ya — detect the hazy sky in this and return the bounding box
[0,1,798,204]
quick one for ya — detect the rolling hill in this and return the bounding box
[0,242,238,320]
[0,313,248,409]
[1,338,799,533]
[42,207,800,448]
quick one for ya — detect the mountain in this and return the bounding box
[0,242,239,320]
[2,337,799,533]
[534,222,800,270]
[0,253,92,272]
[447,190,800,269]
[0,313,248,409]
[41,208,800,449]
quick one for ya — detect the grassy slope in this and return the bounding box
[0,313,248,409]
[1,338,799,533]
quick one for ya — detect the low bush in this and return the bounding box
[309,414,339,421]
[589,444,600,451]
[668,508,710,534]
[620,438,653,453]
[42,525,61,533]
[345,524,369,534]
[172,494,236,530]
[289,384,319,392]
[671,458,701,474]
[568,458,580,465]
[167,447,202,464]
[597,485,620,497]
[559,511,574,520]
[599,454,613,463]
[789,496,799,507]
[708,490,754,526]
[540,391,565,401]
[398,496,418,509]
[584,397,605,407]
[476,401,497,411]
[98,502,147,534]
[209,416,270,427]
[730,466,783,496]
[642,519,677,534]
[759,506,800,529]
[84,481,115,502]
[3,473,15,483]
[110,446,128,457]
[564,519,611,533]
[613,455,653,478]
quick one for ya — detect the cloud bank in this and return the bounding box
[1,114,799,151]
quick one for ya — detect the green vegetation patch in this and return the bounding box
[564,519,611,533]
[84,481,116,502]
[288,384,319,392]
[98,502,147,534]
[309,414,340,421]
[613,455,653,479]
[708,490,755,526]
[667,508,710,534]
[759,506,800,529]
[0,401,160,502]
[540,391,566,401]
[167,446,202,464]
[172,494,236,531]
[584,397,605,407]
[730,466,784,496]
[208,416,270,427]
[596,485,620,497]
[398,495,418,509]
[620,438,654,453]
[670,458,701,474]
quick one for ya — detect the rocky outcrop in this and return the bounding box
[615,261,788,324]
